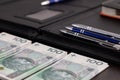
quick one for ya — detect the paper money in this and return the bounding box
[0,42,67,80]
[0,32,31,58]
[25,53,109,80]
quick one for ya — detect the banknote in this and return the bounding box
[0,32,31,58]
[25,53,109,80]
[0,42,67,80]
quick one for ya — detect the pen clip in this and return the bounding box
[60,29,120,51]
[99,42,120,51]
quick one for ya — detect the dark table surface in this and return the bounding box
[0,0,120,80]
[92,64,120,80]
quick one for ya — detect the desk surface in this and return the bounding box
[93,64,120,80]
[0,0,120,80]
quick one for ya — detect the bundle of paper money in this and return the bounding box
[0,32,31,58]
[25,53,109,80]
[0,32,109,80]
[0,42,67,80]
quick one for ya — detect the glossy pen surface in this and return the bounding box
[72,24,120,39]
[60,29,120,50]
[66,27,120,44]
[41,0,64,5]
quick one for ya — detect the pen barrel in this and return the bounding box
[50,0,64,3]
[72,27,120,44]
[61,29,120,50]
[73,24,120,39]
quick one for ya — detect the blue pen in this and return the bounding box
[60,29,120,50]
[41,0,64,5]
[72,24,120,39]
[66,27,120,44]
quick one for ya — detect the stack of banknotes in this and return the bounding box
[0,32,31,58]
[0,32,109,80]
[25,53,109,80]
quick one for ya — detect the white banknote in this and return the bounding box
[0,32,31,58]
[0,42,67,80]
[25,53,109,80]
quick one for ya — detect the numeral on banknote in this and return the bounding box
[47,48,63,54]
[13,37,27,43]
[87,59,103,65]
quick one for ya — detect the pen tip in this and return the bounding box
[65,27,72,30]
[72,24,76,26]
[72,24,84,28]
[60,30,67,33]
[72,24,79,27]
[113,45,120,50]
[41,1,50,5]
